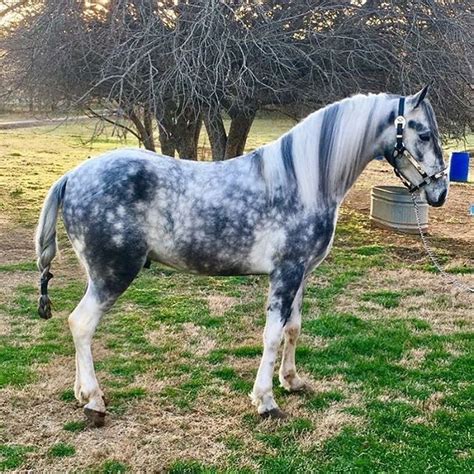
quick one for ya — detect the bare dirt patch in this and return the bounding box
[0,215,35,265]
[0,271,36,304]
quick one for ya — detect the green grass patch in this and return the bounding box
[306,390,345,411]
[0,261,36,272]
[232,346,261,358]
[48,443,75,458]
[353,245,386,256]
[361,290,403,308]
[101,460,130,473]
[0,445,33,470]
[211,366,236,381]
[0,341,69,387]
[60,388,76,402]
[98,356,152,381]
[111,387,147,401]
[63,421,87,432]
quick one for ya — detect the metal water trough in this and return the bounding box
[370,185,428,234]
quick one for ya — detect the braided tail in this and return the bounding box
[35,175,68,319]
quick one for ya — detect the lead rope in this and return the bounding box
[411,194,473,293]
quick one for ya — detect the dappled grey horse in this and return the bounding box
[36,88,448,426]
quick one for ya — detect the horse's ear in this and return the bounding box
[411,85,430,109]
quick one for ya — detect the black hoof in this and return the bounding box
[260,408,288,420]
[84,407,106,427]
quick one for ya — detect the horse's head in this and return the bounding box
[381,86,449,207]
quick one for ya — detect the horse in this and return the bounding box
[35,87,448,426]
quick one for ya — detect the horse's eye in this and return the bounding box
[419,132,431,142]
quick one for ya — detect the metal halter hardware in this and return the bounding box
[389,97,447,193]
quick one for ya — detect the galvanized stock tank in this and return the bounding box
[370,186,428,234]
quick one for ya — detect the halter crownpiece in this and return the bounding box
[389,97,447,193]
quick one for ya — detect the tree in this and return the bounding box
[1,1,472,159]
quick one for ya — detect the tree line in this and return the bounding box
[1,0,472,160]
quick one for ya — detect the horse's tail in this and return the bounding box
[35,174,68,319]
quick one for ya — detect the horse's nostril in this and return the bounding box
[439,189,447,204]
[431,189,447,207]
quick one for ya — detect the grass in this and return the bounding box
[101,460,130,473]
[48,443,76,458]
[63,421,87,432]
[0,117,472,471]
[0,445,34,471]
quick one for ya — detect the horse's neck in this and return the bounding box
[328,146,375,205]
[289,102,381,207]
[257,95,389,210]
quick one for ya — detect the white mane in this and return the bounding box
[260,93,395,208]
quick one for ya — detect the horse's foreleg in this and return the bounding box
[250,306,285,417]
[279,283,309,392]
[68,284,106,426]
[251,265,304,418]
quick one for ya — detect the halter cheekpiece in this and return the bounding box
[389,97,447,193]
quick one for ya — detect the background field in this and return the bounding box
[0,116,473,472]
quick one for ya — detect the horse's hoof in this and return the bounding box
[84,407,106,427]
[260,408,288,420]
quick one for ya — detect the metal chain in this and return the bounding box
[411,193,473,293]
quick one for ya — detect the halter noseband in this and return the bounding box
[389,97,447,193]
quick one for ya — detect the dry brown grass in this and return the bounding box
[207,295,238,317]
[335,268,473,334]
[397,348,429,369]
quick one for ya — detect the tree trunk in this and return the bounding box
[157,105,176,157]
[158,127,176,157]
[174,111,202,161]
[128,107,156,151]
[203,108,227,161]
[157,104,202,160]
[143,106,155,151]
[224,109,256,159]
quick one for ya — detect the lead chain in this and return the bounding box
[411,193,473,293]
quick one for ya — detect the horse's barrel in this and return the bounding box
[370,185,428,234]
[449,151,470,183]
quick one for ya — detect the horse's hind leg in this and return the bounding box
[68,283,108,426]
[69,252,146,426]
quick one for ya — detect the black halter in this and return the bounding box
[388,97,447,193]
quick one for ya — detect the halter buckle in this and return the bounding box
[394,116,406,128]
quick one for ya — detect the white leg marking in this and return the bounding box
[251,309,284,414]
[279,285,306,391]
[68,284,105,413]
